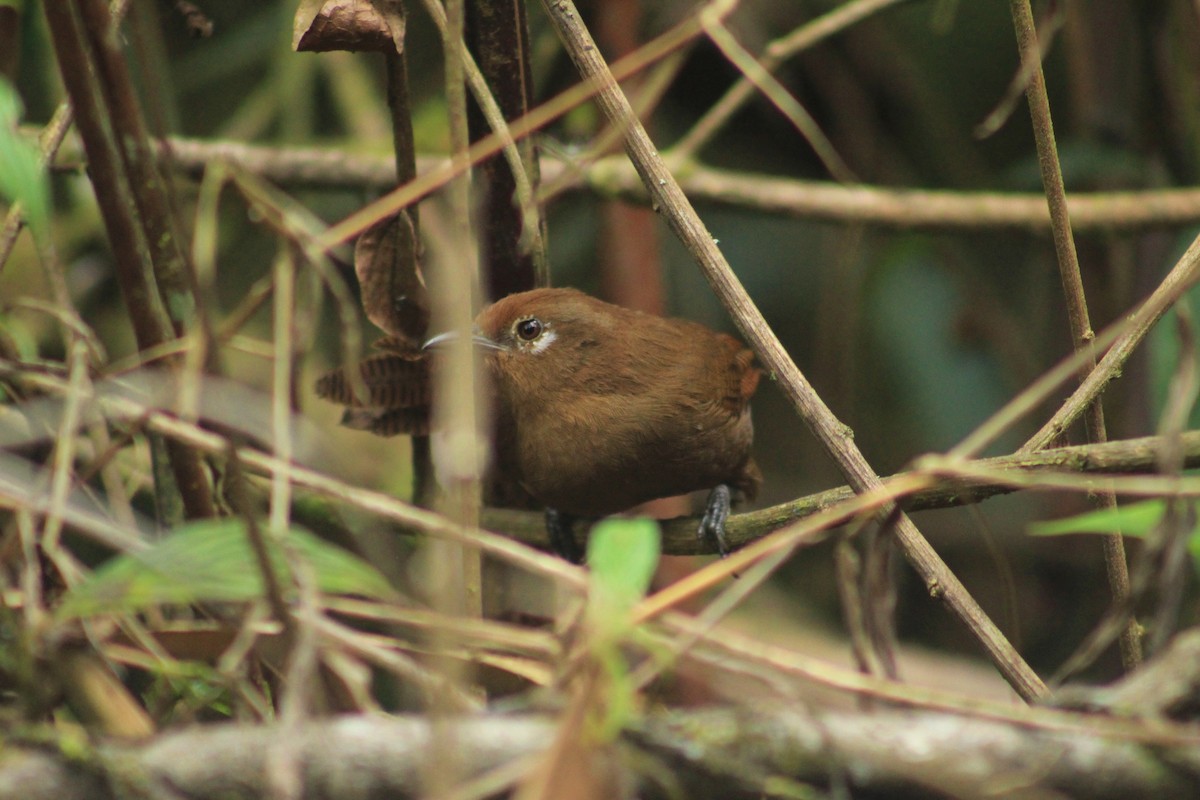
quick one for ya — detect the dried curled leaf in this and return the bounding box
[293,0,405,54]
[355,212,429,345]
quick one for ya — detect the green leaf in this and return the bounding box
[1030,499,1200,580]
[586,517,660,628]
[1029,500,1167,538]
[288,524,396,598]
[592,645,637,742]
[56,519,395,621]
[0,78,49,241]
[580,518,660,740]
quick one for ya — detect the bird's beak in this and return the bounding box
[422,329,504,352]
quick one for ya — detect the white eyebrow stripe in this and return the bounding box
[529,330,557,354]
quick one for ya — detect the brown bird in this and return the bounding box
[316,287,761,560]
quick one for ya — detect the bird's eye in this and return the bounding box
[516,318,543,341]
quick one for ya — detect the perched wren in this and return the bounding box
[316,287,761,559]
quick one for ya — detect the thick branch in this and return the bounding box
[636,706,1200,800]
[2,708,1196,800]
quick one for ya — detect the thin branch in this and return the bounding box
[485,430,1200,554]
[462,0,550,295]
[1023,231,1200,451]
[5,361,1200,558]
[39,342,91,553]
[74,0,195,339]
[1009,0,1138,668]
[426,1,486,734]
[90,134,1200,232]
[673,0,909,159]
[312,8,745,248]
[0,362,585,590]
[661,610,1200,741]
[538,0,1046,702]
[42,4,172,351]
[416,0,547,289]
[43,1,215,521]
[0,0,136,273]
[630,162,1200,231]
[697,11,856,183]
[376,0,439,512]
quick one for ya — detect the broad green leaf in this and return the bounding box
[288,524,396,598]
[1029,500,1167,538]
[0,78,49,241]
[57,519,395,621]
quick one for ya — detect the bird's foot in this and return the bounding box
[546,507,583,564]
[698,484,732,557]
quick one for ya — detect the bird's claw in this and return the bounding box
[698,484,732,557]
[546,507,583,564]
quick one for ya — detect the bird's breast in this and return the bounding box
[507,392,754,517]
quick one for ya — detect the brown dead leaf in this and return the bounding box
[355,212,430,345]
[293,0,405,54]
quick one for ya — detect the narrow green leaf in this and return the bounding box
[56,519,395,621]
[591,646,637,742]
[1030,499,1200,579]
[586,517,660,624]
[581,519,660,742]
[1029,500,1167,538]
[0,78,49,241]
